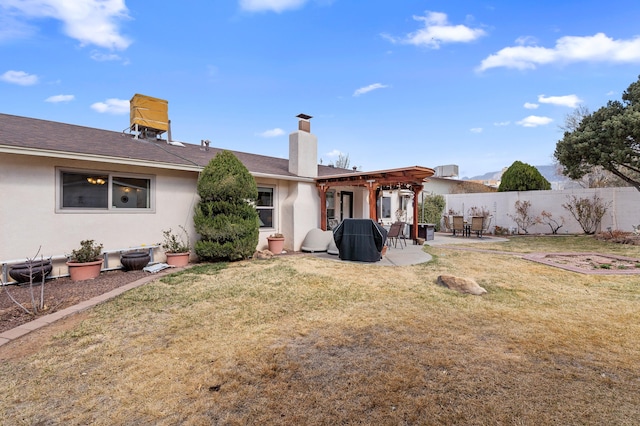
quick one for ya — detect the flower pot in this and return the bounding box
[267,237,285,254]
[166,252,189,267]
[121,251,151,271]
[9,259,53,285]
[66,259,103,281]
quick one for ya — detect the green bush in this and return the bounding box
[498,161,551,192]
[417,193,445,231]
[194,151,259,261]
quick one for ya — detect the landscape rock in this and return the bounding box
[253,250,274,260]
[436,275,487,295]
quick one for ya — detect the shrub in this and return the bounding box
[194,151,259,261]
[562,195,611,235]
[69,240,103,263]
[161,226,190,253]
[417,194,445,230]
[508,200,540,234]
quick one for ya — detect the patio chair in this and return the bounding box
[387,221,406,249]
[452,215,466,237]
[470,216,484,238]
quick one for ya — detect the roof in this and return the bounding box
[0,113,349,179]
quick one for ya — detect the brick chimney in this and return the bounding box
[289,114,317,178]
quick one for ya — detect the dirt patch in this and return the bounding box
[523,252,640,274]
[1,270,148,334]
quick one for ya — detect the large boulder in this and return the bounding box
[436,275,487,295]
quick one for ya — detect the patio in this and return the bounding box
[309,232,509,266]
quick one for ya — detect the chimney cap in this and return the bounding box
[296,113,312,120]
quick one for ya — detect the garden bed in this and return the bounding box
[523,252,640,274]
[1,270,147,334]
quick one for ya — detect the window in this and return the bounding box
[381,196,391,218]
[256,186,274,228]
[59,169,153,211]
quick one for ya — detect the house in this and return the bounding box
[0,100,434,276]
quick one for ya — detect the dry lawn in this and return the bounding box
[1,236,639,425]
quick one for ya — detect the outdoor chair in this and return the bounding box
[387,221,407,249]
[470,216,485,238]
[452,215,466,237]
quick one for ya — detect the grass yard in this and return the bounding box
[1,236,639,425]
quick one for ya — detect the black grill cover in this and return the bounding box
[332,219,388,262]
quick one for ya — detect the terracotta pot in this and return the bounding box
[166,252,190,267]
[66,259,103,281]
[267,237,285,254]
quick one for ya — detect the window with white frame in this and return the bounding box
[59,169,153,211]
[381,196,391,218]
[256,186,274,228]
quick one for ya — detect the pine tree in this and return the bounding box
[194,150,259,261]
[498,161,551,192]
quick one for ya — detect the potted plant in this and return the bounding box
[162,226,190,267]
[267,233,285,254]
[66,239,104,281]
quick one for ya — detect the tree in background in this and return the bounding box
[194,150,259,261]
[498,161,551,192]
[557,105,628,188]
[555,75,640,191]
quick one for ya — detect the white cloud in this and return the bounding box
[90,98,129,114]
[1,70,38,85]
[2,0,131,50]
[258,128,285,138]
[493,121,510,126]
[45,94,74,103]
[239,0,306,13]
[325,149,342,158]
[523,102,539,109]
[516,115,553,127]
[470,127,483,133]
[538,94,582,108]
[384,11,486,49]
[478,33,640,71]
[90,51,122,61]
[353,83,389,97]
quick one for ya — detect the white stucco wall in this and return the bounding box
[280,181,320,251]
[0,154,199,272]
[445,187,640,234]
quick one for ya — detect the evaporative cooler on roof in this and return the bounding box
[130,94,169,140]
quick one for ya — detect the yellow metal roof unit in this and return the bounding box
[130,94,169,140]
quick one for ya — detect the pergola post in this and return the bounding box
[318,184,328,231]
[411,184,423,241]
[367,180,379,222]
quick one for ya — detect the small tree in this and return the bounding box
[3,248,48,315]
[498,161,551,192]
[334,153,350,169]
[562,195,611,235]
[194,151,259,261]
[508,200,540,234]
[539,210,564,234]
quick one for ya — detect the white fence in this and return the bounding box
[444,187,640,235]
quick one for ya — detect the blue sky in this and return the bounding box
[2,0,640,178]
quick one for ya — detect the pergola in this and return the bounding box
[315,166,436,241]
